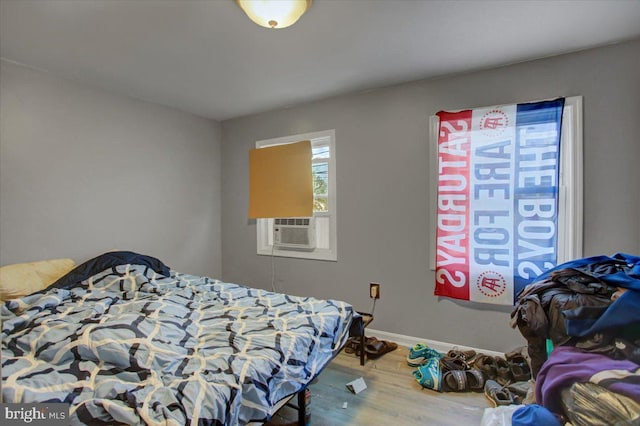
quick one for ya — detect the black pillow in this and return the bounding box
[50,251,171,290]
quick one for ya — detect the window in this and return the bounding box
[256,129,337,261]
[428,96,583,302]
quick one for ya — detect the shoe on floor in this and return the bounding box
[474,354,498,380]
[506,381,531,404]
[446,347,477,364]
[365,338,398,359]
[413,357,442,391]
[484,379,514,407]
[441,368,485,392]
[407,343,443,367]
[439,355,468,372]
[494,356,513,385]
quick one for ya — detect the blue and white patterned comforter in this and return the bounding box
[1,264,354,425]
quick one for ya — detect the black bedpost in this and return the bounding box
[297,388,306,426]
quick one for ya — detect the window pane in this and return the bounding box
[314,216,330,249]
[312,161,329,212]
[312,146,330,160]
[314,195,328,212]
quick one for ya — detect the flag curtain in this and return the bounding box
[434,98,565,305]
[249,140,313,219]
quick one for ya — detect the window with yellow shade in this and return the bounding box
[255,129,337,261]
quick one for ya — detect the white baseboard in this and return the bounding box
[366,328,504,358]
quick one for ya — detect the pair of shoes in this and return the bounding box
[413,358,485,393]
[441,369,485,392]
[484,379,515,407]
[407,343,443,367]
[365,337,398,359]
[413,357,442,391]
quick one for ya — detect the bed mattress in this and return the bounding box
[1,261,354,425]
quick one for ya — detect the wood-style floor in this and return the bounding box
[266,345,490,426]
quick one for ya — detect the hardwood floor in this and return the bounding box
[267,346,491,426]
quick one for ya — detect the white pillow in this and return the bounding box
[0,258,76,300]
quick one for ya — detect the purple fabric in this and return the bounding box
[536,346,640,414]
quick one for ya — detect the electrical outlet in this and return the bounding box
[369,283,380,299]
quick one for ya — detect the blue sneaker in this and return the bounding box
[413,357,442,391]
[407,343,443,367]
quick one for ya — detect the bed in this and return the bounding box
[1,251,357,425]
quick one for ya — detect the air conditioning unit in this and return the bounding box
[273,217,316,251]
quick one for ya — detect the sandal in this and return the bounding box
[364,337,383,354]
[504,346,527,362]
[465,369,485,392]
[414,357,442,391]
[365,338,398,359]
[495,357,512,385]
[473,354,498,380]
[344,338,356,354]
[484,379,514,407]
[344,337,361,355]
[508,354,531,382]
[442,370,467,392]
[441,368,484,392]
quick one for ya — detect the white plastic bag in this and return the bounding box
[480,405,522,426]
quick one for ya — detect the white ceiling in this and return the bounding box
[2,0,640,121]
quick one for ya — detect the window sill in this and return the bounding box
[257,246,337,262]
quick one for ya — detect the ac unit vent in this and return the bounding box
[274,217,315,251]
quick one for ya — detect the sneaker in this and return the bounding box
[413,357,442,391]
[446,347,477,364]
[407,343,443,367]
[484,379,514,407]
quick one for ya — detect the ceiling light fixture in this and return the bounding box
[235,0,313,29]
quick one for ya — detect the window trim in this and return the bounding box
[428,96,583,271]
[256,129,337,261]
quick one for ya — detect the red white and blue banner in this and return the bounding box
[434,98,565,305]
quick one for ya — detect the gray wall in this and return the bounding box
[221,39,640,352]
[0,60,222,277]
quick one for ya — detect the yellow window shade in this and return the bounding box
[249,140,313,219]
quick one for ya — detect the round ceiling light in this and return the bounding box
[235,0,313,29]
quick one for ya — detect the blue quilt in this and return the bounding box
[1,264,354,425]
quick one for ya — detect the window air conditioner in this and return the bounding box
[273,217,316,251]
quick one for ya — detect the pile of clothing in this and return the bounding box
[510,253,640,425]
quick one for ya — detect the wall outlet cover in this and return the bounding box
[369,283,380,299]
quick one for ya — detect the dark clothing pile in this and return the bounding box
[510,253,640,423]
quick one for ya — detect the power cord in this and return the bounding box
[370,297,377,316]
[270,243,276,292]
